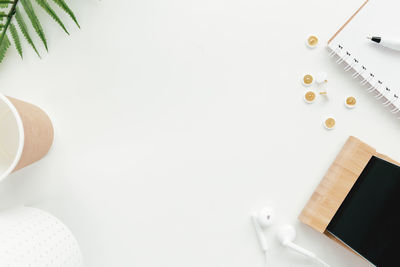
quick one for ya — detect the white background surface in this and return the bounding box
[0,0,399,266]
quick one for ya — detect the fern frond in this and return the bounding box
[51,0,79,28]
[21,0,47,50]
[0,0,11,10]
[0,33,10,63]
[0,0,16,62]
[15,6,40,57]
[0,0,78,64]
[0,12,7,21]
[9,23,22,58]
[35,0,68,34]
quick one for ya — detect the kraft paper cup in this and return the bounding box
[0,94,54,181]
[0,206,82,266]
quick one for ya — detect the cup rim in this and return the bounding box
[0,94,25,181]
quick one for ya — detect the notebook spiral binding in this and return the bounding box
[328,43,400,118]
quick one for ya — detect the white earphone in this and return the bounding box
[251,207,273,266]
[277,224,330,266]
[251,208,330,267]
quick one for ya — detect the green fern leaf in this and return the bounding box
[9,23,22,58]
[0,0,78,64]
[0,0,11,10]
[0,0,13,6]
[15,7,40,57]
[35,0,69,34]
[51,0,79,28]
[0,33,10,63]
[0,12,6,21]
[21,0,48,51]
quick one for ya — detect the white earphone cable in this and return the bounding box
[264,251,268,267]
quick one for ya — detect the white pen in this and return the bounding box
[367,36,400,51]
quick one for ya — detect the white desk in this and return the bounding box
[1,0,399,266]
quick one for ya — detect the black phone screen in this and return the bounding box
[327,156,400,266]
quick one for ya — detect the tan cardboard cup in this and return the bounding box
[0,94,54,181]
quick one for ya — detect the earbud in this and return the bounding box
[277,224,316,258]
[251,207,273,252]
[251,214,268,253]
[251,207,273,266]
[277,224,330,267]
[257,207,274,227]
[251,210,330,267]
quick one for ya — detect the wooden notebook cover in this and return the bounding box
[299,136,399,233]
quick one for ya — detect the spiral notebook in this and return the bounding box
[328,0,400,117]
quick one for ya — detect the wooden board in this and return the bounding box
[299,136,375,232]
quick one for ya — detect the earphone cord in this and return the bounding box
[262,251,328,267]
[264,251,268,267]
